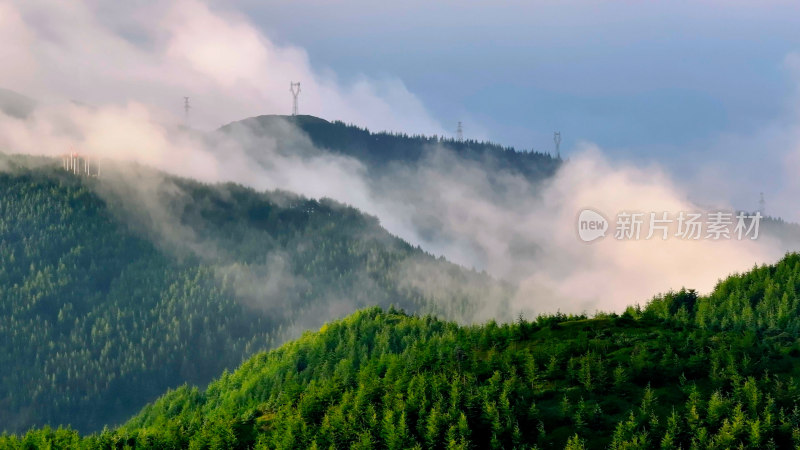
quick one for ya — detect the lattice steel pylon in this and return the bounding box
[290,82,301,116]
[554,131,562,159]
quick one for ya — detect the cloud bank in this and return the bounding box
[0,0,443,136]
[1,0,798,320]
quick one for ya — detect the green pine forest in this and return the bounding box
[7,254,800,448]
[4,135,800,449]
[218,115,561,184]
[0,155,505,433]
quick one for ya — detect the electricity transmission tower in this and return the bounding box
[290,82,301,116]
[184,97,190,123]
[457,121,463,142]
[759,192,766,215]
[554,131,562,159]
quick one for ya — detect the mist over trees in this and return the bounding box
[8,254,800,448]
[4,1,800,447]
[218,115,561,185]
[3,119,800,446]
[0,155,507,433]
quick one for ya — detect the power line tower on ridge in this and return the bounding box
[553,131,562,159]
[457,121,463,142]
[290,82,301,116]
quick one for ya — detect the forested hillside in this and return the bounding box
[0,156,506,433]
[8,253,800,449]
[218,115,561,183]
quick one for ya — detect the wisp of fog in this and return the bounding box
[1,0,798,321]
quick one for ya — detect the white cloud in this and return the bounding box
[1,0,798,321]
[0,0,444,136]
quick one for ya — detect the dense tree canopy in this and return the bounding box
[4,144,800,447]
[7,254,800,448]
[218,115,561,184]
[0,157,504,433]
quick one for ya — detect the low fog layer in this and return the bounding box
[2,101,792,317]
[2,0,799,318]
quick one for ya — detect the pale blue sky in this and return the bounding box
[229,1,800,215]
[235,2,797,150]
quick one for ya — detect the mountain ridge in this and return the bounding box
[217,114,561,184]
[0,154,508,433]
[7,253,800,448]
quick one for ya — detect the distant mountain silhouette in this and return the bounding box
[219,114,561,183]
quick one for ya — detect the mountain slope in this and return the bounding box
[9,253,800,449]
[0,165,272,432]
[0,155,507,433]
[218,114,561,184]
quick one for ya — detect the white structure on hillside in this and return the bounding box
[62,152,99,177]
